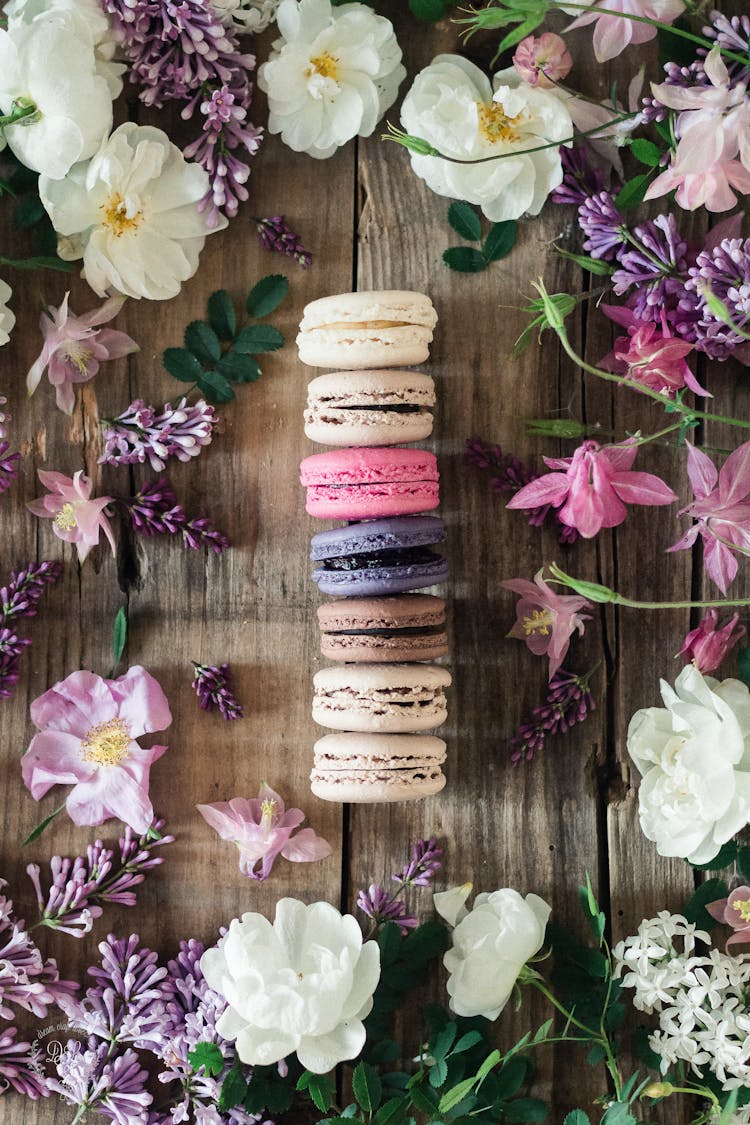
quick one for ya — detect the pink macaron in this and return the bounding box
[300,447,439,519]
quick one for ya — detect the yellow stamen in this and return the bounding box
[81,718,131,766]
[53,502,77,531]
[476,101,523,144]
[521,609,555,637]
[63,341,93,376]
[260,797,276,841]
[100,192,143,237]
[732,897,750,924]
[307,53,339,81]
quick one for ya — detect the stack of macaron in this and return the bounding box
[298,290,451,804]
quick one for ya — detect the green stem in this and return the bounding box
[0,103,37,129]
[549,565,750,610]
[625,421,686,448]
[527,976,621,1096]
[22,802,66,847]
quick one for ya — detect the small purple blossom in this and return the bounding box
[578,191,626,261]
[0,879,74,1021]
[0,441,20,496]
[612,213,691,321]
[0,1025,48,1099]
[392,837,443,888]
[100,398,216,473]
[510,668,596,765]
[184,84,263,226]
[685,237,750,360]
[357,837,442,933]
[192,662,243,721]
[0,561,61,700]
[48,1040,152,1125]
[0,396,10,441]
[124,480,230,554]
[703,10,750,86]
[551,145,610,206]
[255,216,313,268]
[357,885,418,932]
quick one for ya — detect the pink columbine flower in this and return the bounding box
[507,440,677,539]
[564,0,686,63]
[669,442,750,594]
[707,886,750,948]
[21,667,171,833]
[677,609,746,674]
[513,33,572,88]
[197,784,332,881]
[26,293,138,414]
[502,569,592,679]
[613,317,707,398]
[27,470,116,563]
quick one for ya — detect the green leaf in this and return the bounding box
[378,921,403,966]
[629,138,662,167]
[188,1042,224,1078]
[442,246,487,273]
[554,245,613,276]
[353,1062,382,1113]
[22,802,66,847]
[374,1097,412,1125]
[475,1049,501,1084]
[428,1057,448,1089]
[563,1113,591,1125]
[0,253,75,272]
[494,1057,528,1101]
[691,841,738,871]
[163,347,204,383]
[297,1072,335,1114]
[739,647,750,688]
[453,1031,483,1054]
[586,1044,606,1066]
[448,201,482,242]
[613,173,653,211]
[197,369,235,404]
[233,324,285,354]
[207,289,237,340]
[13,195,45,230]
[482,220,517,263]
[219,1063,248,1113]
[503,1098,548,1123]
[738,845,750,883]
[684,877,728,928]
[246,274,289,318]
[185,320,221,365]
[431,1023,457,1062]
[438,1076,477,1114]
[409,0,445,18]
[601,1104,636,1125]
[217,351,263,383]
[111,607,127,672]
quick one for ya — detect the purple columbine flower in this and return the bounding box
[255,216,313,268]
[100,398,216,473]
[0,440,20,496]
[191,662,244,721]
[685,237,750,360]
[578,191,626,261]
[550,145,611,206]
[123,480,230,553]
[510,668,596,765]
[0,1025,49,1099]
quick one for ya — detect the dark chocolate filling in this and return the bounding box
[322,547,439,571]
[335,403,422,413]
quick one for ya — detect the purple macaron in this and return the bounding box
[311,516,449,597]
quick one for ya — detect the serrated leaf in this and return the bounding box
[163,347,204,383]
[443,246,487,273]
[475,1049,501,1084]
[494,1057,527,1101]
[353,1062,382,1113]
[614,172,652,211]
[586,1043,606,1066]
[207,289,237,340]
[629,138,662,167]
[439,1076,477,1114]
[482,220,517,262]
[564,1113,591,1125]
[409,0,445,18]
[185,320,221,365]
[684,877,728,928]
[197,369,235,404]
[246,274,289,318]
[301,1072,335,1114]
[216,351,262,383]
[219,1064,248,1113]
[601,1103,636,1125]
[431,1023,457,1062]
[233,324,285,354]
[453,1031,483,1054]
[374,1097,412,1125]
[448,201,482,242]
[188,1042,224,1078]
[111,607,127,671]
[429,1057,448,1088]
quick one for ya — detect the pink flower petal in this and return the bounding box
[506,473,570,510]
[30,670,118,734]
[108,666,172,738]
[21,730,92,799]
[65,766,155,832]
[703,535,738,595]
[685,443,718,499]
[610,471,677,507]
[718,441,750,507]
[281,827,333,864]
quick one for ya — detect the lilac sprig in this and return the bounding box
[0,1025,48,1099]
[0,561,62,700]
[358,837,442,933]
[100,398,217,473]
[123,480,230,554]
[550,145,613,206]
[192,662,244,720]
[255,216,313,268]
[184,84,263,225]
[510,667,597,766]
[466,437,579,545]
[47,1040,153,1125]
[0,879,74,1023]
[0,441,19,496]
[26,819,174,938]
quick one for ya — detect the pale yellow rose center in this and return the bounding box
[101,192,144,237]
[732,897,750,924]
[308,53,339,81]
[522,609,554,637]
[81,717,131,766]
[54,502,77,531]
[477,101,522,144]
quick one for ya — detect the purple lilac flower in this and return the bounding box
[184,84,263,226]
[578,191,626,261]
[0,880,74,1020]
[100,398,217,472]
[357,837,442,933]
[685,237,750,360]
[255,216,313,268]
[0,395,10,440]
[612,213,691,321]
[357,885,418,932]
[703,10,750,86]
[466,437,579,545]
[26,819,173,937]
[0,441,20,495]
[551,145,610,206]
[510,668,596,765]
[192,662,243,720]
[124,479,230,553]
[48,1040,152,1125]
[0,561,62,700]
[0,1025,48,1099]
[392,837,442,888]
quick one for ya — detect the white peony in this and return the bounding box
[39,123,227,301]
[0,280,15,347]
[400,55,573,222]
[201,899,381,1073]
[627,664,750,865]
[5,0,125,97]
[257,0,405,159]
[0,11,112,179]
[212,0,280,33]
[436,886,551,1020]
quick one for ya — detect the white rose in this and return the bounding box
[39,123,227,301]
[5,0,125,97]
[400,54,573,222]
[0,12,113,179]
[436,887,551,1020]
[257,0,406,159]
[627,664,750,865]
[201,899,381,1073]
[0,280,15,347]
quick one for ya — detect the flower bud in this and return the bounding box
[526,417,589,438]
[513,33,572,88]
[547,564,615,604]
[643,1082,674,1098]
[678,609,745,675]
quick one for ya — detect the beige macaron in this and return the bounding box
[297,291,438,369]
[304,370,435,446]
[311,732,447,802]
[312,662,451,732]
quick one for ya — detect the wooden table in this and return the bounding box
[1,5,747,1121]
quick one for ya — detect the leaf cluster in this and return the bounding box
[443,203,517,273]
[162,275,288,404]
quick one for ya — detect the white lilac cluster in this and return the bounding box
[212,0,281,33]
[614,911,750,1089]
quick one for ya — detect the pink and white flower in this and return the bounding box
[27,470,116,563]
[27,293,138,414]
[564,0,685,63]
[502,569,592,678]
[612,318,707,398]
[21,666,171,833]
[707,886,750,947]
[669,442,750,594]
[678,609,746,675]
[197,784,332,881]
[512,33,572,88]
[507,439,677,539]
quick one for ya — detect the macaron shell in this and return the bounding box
[311,732,447,802]
[304,409,433,447]
[311,516,446,561]
[300,447,439,488]
[318,594,448,662]
[312,662,451,732]
[321,631,449,663]
[298,325,432,369]
[312,555,449,597]
[317,595,446,631]
[306,480,439,519]
[306,370,436,406]
[299,292,438,332]
[311,769,446,803]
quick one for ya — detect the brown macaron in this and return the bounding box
[317,594,448,663]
